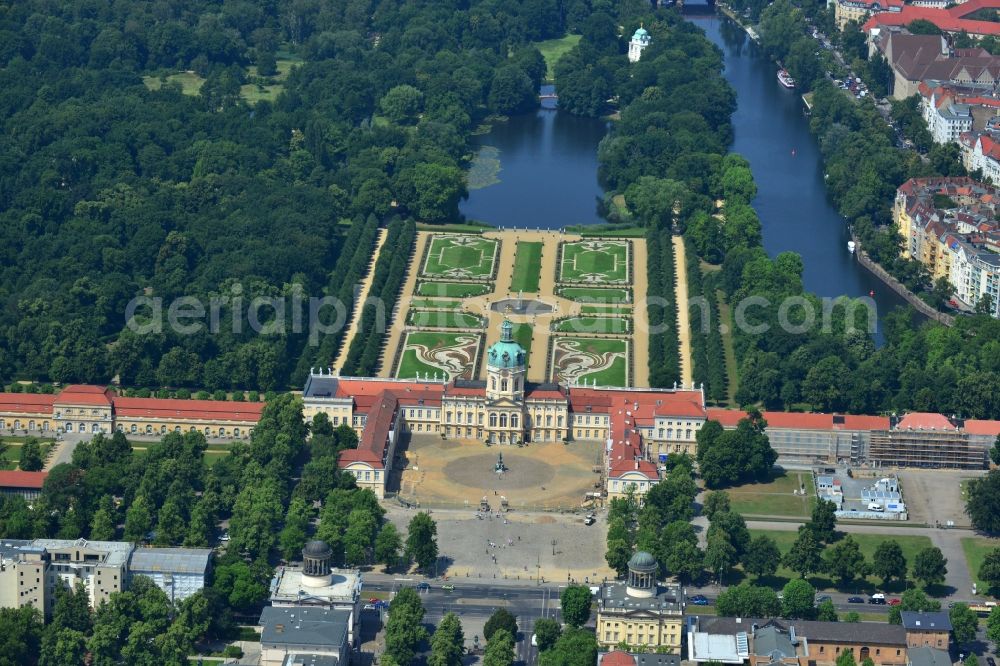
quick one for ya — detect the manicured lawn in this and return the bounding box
[533,34,582,81]
[551,337,628,387]
[510,242,543,293]
[747,529,934,593]
[203,449,232,465]
[407,310,484,329]
[557,287,631,303]
[422,236,497,279]
[554,316,630,335]
[408,299,465,309]
[396,331,481,380]
[962,537,1000,593]
[560,240,629,283]
[727,470,815,518]
[0,441,53,470]
[134,446,231,466]
[579,305,630,315]
[511,322,533,360]
[416,282,492,298]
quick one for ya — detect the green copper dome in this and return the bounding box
[487,319,526,369]
[632,26,649,39]
[628,550,657,570]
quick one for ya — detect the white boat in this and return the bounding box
[777,69,795,89]
[847,240,856,254]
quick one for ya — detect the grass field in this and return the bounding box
[557,287,630,303]
[551,337,628,387]
[0,441,53,470]
[716,288,739,404]
[511,322,533,360]
[143,71,206,95]
[560,240,629,283]
[408,299,466,309]
[748,529,934,592]
[407,310,484,329]
[727,470,815,518]
[534,34,582,81]
[422,235,497,279]
[144,57,302,104]
[579,305,630,314]
[510,242,543,293]
[416,282,492,298]
[396,331,481,380]
[554,316,630,335]
[133,445,231,466]
[962,537,1000,593]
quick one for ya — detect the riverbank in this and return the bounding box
[853,241,955,326]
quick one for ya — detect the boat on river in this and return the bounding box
[777,68,795,89]
[847,240,856,254]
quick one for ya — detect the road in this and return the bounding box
[363,575,563,664]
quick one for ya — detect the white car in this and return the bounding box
[363,603,376,611]
[219,532,230,542]
[531,634,538,647]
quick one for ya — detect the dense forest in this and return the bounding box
[0,0,582,392]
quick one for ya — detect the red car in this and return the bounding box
[888,598,901,606]
[369,597,379,604]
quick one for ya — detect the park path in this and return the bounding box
[377,231,429,377]
[632,236,650,388]
[672,236,694,387]
[333,227,388,373]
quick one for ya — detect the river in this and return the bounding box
[689,12,906,340]
[461,19,905,339]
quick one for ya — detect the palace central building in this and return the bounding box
[304,319,707,498]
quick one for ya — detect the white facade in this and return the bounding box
[628,27,651,63]
[922,93,973,144]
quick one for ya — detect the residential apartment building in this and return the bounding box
[922,88,973,143]
[0,538,211,618]
[835,0,902,29]
[894,177,1000,316]
[596,552,685,653]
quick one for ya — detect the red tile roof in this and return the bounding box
[113,397,265,422]
[56,385,113,406]
[707,409,890,432]
[864,3,1000,36]
[0,470,47,490]
[963,419,1000,436]
[897,412,956,430]
[706,408,747,427]
[840,415,891,431]
[600,651,637,666]
[0,393,57,414]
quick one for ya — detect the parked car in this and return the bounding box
[363,604,376,611]
[583,516,595,526]
[815,595,832,604]
[369,597,379,604]
[689,594,709,606]
[219,532,230,542]
[847,596,865,604]
[869,594,886,605]
[531,634,538,647]
[888,598,902,606]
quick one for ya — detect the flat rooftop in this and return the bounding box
[270,567,362,605]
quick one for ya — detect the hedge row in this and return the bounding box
[342,217,417,377]
[685,239,728,403]
[646,228,680,388]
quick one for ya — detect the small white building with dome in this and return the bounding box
[628,25,652,62]
[596,551,685,652]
